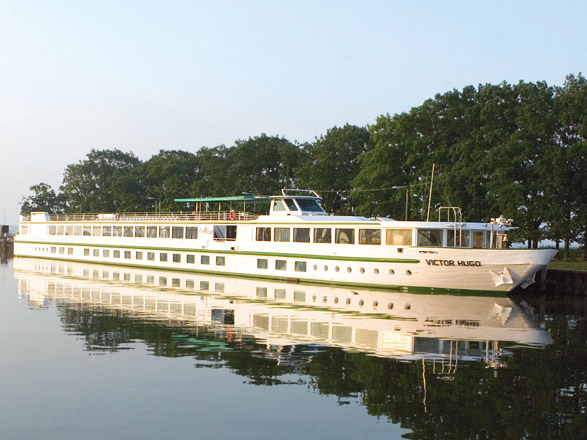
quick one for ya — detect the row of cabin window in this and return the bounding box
[256,227,412,246]
[256,227,489,248]
[49,225,198,239]
[82,248,225,265]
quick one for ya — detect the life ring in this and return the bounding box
[114,213,120,221]
[229,210,236,221]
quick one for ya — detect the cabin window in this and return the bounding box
[295,261,307,272]
[160,253,168,262]
[68,248,73,255]
[103,250,110,257]
[59,247,65,254]
[256,287,268,298]
[187,254,195,264]
[172,278,180,287]
[124,226,133,237]
[275,260,287,270]
[102,226,112,236]
[147,226,157,238]
[473,231,484,248]
[124,251,131,259]
[186,280,194,288]
[74,226,82,236]
[136,251,143,260]
[65,226,73,236]
[92,226,101,236]
[313,228,331,243]
[215,283,224,292]
[275,288,286,299]
[285,199,298,211]
[113,226,122,237]
[84,248,90,256]
[48,226,57,235]
[57,226,65,235]
[293,228,310,243]
[274,227,290,242]
[273,200,286,212]
[172,227,184,239]
[159,226,170,238]
[256,227,271,241]
[335,228,355,244]
[173,253,181,263]
[200,281,209,291]
[386,229,412,246]
[447,229,471,247]
[257,258,268,269]
[216,256,225,266]
[359,229,381,245]
[417,229,443,247]
[214,225,237,241]
[201,255,210,265]
[83,226,91,236]
[93,249,99,257]
[147,252,155,261]
[135,226,145,237]
[186,227,197,239]
[159,277,167,286]
[293,291,306,302]
[113,250,120,258]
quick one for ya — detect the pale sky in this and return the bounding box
[1,0,585,225]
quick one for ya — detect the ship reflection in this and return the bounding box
[14,257,552,368]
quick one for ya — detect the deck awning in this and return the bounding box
[174,195,270,203]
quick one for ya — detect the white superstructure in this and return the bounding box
[14,190,556,294]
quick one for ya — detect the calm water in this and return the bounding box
[1,258,585,440]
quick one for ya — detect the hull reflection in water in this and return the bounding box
[14,258,551,364]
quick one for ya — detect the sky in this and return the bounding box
[1,0,586,225]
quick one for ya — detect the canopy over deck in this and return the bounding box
[174,195,269,203]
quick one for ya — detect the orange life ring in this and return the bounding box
[114,213,120,221]
[229,210,236,221]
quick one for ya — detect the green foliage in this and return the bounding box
[20,182,65,214]
[296,124,373,214]
[60,149,143,213]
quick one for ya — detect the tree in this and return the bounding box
[60,149,143,212]
[296,124,373,214]
[226,134,304,196]
[20,182,65,214]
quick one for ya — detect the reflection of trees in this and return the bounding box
[56,300,586,439]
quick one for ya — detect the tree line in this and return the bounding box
[21,74,587,255]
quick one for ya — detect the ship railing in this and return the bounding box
[42,211,259,222]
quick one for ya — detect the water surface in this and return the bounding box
[1,259,585,439]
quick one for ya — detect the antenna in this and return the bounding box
[426,163,435,222]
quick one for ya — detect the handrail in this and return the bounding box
[25,211,259,222]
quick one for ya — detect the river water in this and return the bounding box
[1,258,585,440]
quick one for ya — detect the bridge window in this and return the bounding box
[386,229,412,246]
[273,200,286,212]
[285,199,298,211]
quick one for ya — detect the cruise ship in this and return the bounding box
[14,190,556,294]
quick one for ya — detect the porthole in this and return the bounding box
[359,299,364,306]
[347,267,352,273]
[323,296,328,303]
[346,298,351,305]
[324,265,328,272]
[312,295,317,302]
[360,267,365,274]
[405,304,411,310]
[373,300,378,307]
[406,270,412,276]
[388,302,394,310]
[313,264,318,271]
[334,297,339,304]
[335,266,340,272]
[374,268,379,275]
[389,269,395,275]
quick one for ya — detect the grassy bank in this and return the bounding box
[548,259,587,271]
